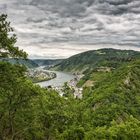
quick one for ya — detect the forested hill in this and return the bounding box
[0,58,63,68]
[33,59,63,66]
[0,58,39,68]
[78,60,140,139]
[53,48,140,73]
[1,56,140,139]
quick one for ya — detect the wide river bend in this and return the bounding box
[37,70,75,87]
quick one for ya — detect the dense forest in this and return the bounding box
[53,48,140,73]
[0,14,140,140]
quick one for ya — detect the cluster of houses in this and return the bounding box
[27,69,56,82]
[67,78,83,99]
[48,75,84,99]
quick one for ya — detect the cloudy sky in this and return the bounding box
[0,0,140,59]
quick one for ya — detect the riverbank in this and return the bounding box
[37,71,75,87]
[27,68,56,83]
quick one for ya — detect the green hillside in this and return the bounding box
[0,58,39,68]
[53,48,140,73]
[77,60,140,139]
[33,59,63,66]
[1,59,140,140]
[0,58,63,68]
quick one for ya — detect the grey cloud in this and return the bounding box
[0,0,140,58]
[105,0,132,6]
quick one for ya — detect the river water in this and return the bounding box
[37,70,75,87]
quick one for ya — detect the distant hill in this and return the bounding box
[52,48,140,73]
[33,59,63,66]
[0,58,39,68]
[0,58,64,68]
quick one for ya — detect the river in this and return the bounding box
[37,70,76,87]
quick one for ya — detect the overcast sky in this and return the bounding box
[0,0,140,59]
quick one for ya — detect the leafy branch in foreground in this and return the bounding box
[0,14,27,59]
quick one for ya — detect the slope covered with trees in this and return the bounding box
[53,48,140,73]
[1,59,140,140]
[0,58,39,68]
[33,59,63,66]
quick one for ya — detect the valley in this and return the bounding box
[1,48,140,139]
[22,48,140,100]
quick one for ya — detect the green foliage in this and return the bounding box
[0,14,27,58]
[54,48,140,73]
[63,82,75,98]
[86,116,140,140]
[1,57,140,140]
[0,62,39,139]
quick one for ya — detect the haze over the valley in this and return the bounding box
[0,0,140,59]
